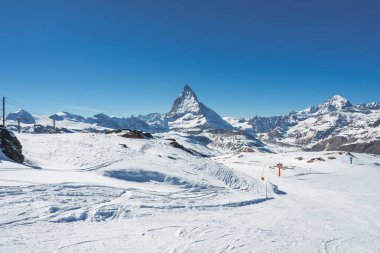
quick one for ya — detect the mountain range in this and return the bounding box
[4,85,380,154]
[239,95,380,154]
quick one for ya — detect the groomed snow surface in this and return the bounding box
[1,133,380,252]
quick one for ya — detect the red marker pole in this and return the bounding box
[278,163,282,177]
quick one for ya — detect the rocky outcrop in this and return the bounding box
[33,125,73,134]
[121,130,153,139]
[0,126,24,163]
[338,140,380,155]
[310,136,380,155]
[106,129,153,139]
[168,139,209,157]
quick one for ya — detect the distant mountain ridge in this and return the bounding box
[4,86,380,154]
[6,110,35,124]
[230,95,380,154]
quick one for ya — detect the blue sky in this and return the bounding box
[0,0,379,118]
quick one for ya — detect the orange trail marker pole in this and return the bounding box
[277,163,282,177]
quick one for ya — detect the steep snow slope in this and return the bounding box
[1,133,379,252]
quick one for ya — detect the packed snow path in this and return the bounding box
[0,133,379,252]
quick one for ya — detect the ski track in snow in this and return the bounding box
[0,133,380,252]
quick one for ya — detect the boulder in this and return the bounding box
[0,126,24,163]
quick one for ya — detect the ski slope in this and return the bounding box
[0,133,380,252]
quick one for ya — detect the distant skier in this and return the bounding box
[349,156,353,164]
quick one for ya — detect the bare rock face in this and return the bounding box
[310,136,380,155]
[0,126,24,163]
[121,130,153,139]
[337,140,380,155]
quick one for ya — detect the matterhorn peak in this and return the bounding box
[183,84,193,92]
[166,85,232,130]
[168,85,200,117]
[181,84,198,102]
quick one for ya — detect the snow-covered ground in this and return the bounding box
[1,133,380,252]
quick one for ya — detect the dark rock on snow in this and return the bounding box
[33,125,73,134]
[169,140,209,157]
[0,126,24,163]
[106,129,153,139]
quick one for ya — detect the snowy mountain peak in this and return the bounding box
[16,109,27,114]
[6,109,35,124]
[6,110,36,124]
[331,94,346,100]
[166,85,232,130]
[184,84,195,93]
[168,85,201,117]
[315,95,352,113]
[93,113,110,119]
[323,95,352,109]
[302,95,353,115]
[49,111,86,122]
[56,111,72,117]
